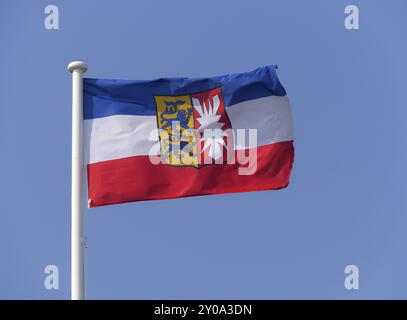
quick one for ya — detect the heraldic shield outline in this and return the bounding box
[154,87,233,168]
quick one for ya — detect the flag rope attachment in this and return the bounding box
[68,61,88,300]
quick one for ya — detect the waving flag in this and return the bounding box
[84,65,294,207]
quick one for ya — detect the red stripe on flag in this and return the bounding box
[87,141,294,207]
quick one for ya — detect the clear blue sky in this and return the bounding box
[1,0,406,299]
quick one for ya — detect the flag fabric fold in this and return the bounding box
[84,65,294,207]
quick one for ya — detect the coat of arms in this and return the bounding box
[154,88,232,168]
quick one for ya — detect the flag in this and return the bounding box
[84,65,294,207]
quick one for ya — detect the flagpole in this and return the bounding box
[68,61,88,300]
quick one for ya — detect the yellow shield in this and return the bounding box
[154,95,199,167]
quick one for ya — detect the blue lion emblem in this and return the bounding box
[160,100,192,131]
[159,100,194,159]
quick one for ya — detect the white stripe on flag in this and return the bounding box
[84,95,293,164]
[228,95,293,149]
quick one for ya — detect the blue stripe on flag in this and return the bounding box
[83,65,286,120]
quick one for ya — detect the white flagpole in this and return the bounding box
[68,61,88,300]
